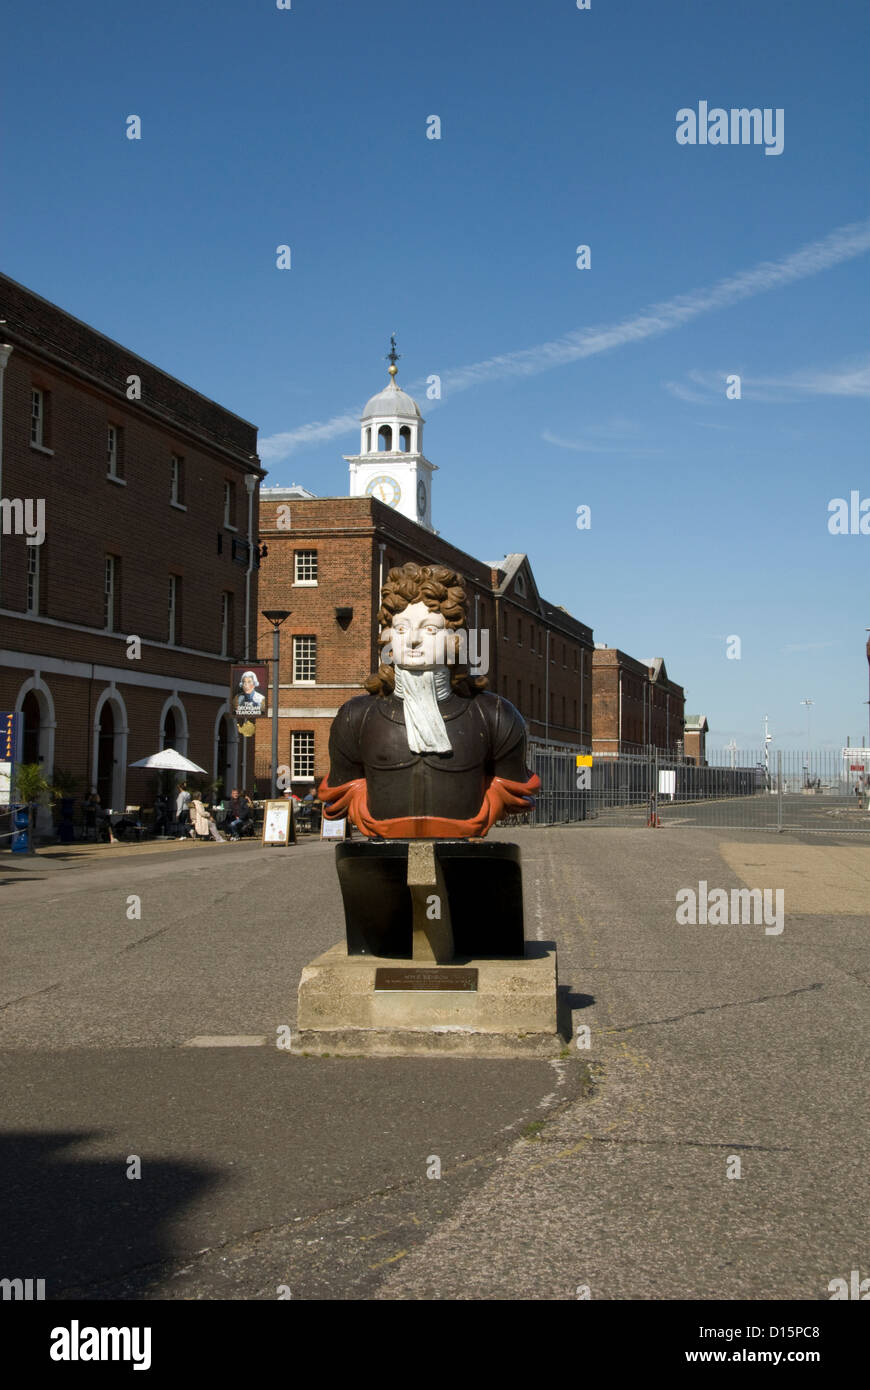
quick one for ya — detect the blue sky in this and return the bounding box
[3,0,868,749]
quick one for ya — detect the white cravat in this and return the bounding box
[394,665,452,753]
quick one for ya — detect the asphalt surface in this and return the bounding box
[0,825,867,1300]
[584,791,870,835]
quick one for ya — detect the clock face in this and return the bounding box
[417,479,427,517]
[365,475,401,507]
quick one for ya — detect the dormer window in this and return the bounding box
[514,572,526,598]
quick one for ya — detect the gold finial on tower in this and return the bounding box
[386,332,400,380]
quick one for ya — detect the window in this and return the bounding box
[168,575,181,645]
[514,572,526,597]
[530,625,536,653]
[516,679,522,708]
[220,591,234,657]
[399,425,411,452]
[294,549,318,585]
[517,620,523,647]
[574,649,579,671]
[562,695,566,726]
[31,389,44,446]
[563,643,567,667]
[104,555,118,630]
[26,544,40,615]
[223,480,237,528]
[107,424,124,481]
[170,454,185,506]
[573,698,578,729]
[377,425,392,451]
[503,614,509,641]
[293,635,316,684]
[291,731,315,780]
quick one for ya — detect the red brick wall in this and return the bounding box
[592,649,685,754]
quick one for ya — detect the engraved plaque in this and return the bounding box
[374,967,478,992]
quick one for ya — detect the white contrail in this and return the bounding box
[259,218,870,463]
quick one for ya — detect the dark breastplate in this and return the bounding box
[362,696,489,821]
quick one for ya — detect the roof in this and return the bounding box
[361,378,423,421]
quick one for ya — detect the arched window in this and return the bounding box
[399,426,411,452]
[97,702,115,805]
[21,691,41,764]
[365,427,372,452]
[377,425,392,452]
[163,708,177,750]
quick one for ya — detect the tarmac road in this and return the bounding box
[0,825,867,1300]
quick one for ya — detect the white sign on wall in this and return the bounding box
[658,770,676,798]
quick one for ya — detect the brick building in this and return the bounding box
[591,646,685,756]
[684,714,709,765]
[254,369,595,790]
[0,273,264,818]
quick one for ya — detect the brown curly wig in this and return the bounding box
[364,563,488,698]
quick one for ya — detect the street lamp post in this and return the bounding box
[262,610,291,799]
[763,713,772,786]
[865,629,870,754]
[800,697,814,783]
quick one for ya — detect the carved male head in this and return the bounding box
[365,564,484,696]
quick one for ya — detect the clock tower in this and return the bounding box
[345,339,437,530]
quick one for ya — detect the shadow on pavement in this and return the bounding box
[0,1130,220,1299]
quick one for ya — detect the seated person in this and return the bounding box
[225,788,253,839]
[189,798,225,842]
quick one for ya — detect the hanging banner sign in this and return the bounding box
[230,664,269,719]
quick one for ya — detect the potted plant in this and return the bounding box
[12,763,53,853]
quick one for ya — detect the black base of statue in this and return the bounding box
[334,839,525,958]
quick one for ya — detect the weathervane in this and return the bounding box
[386,333,400,378]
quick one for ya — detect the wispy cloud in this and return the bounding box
[259,218,870,463]
[542,428,663,455]
[664,355,870,404]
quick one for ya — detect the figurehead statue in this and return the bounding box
[319,563,540,837]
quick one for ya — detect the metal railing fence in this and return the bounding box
[521,745,870,834]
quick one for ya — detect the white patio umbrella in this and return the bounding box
[129,749,208,774]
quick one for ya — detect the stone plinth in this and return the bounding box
[294,941,562,1057]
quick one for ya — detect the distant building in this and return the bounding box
[0,273,264,814]
[254,365,596,788]
[591,646,685,756]
[684,714,709,765]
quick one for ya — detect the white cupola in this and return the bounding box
[345,337,437,530]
